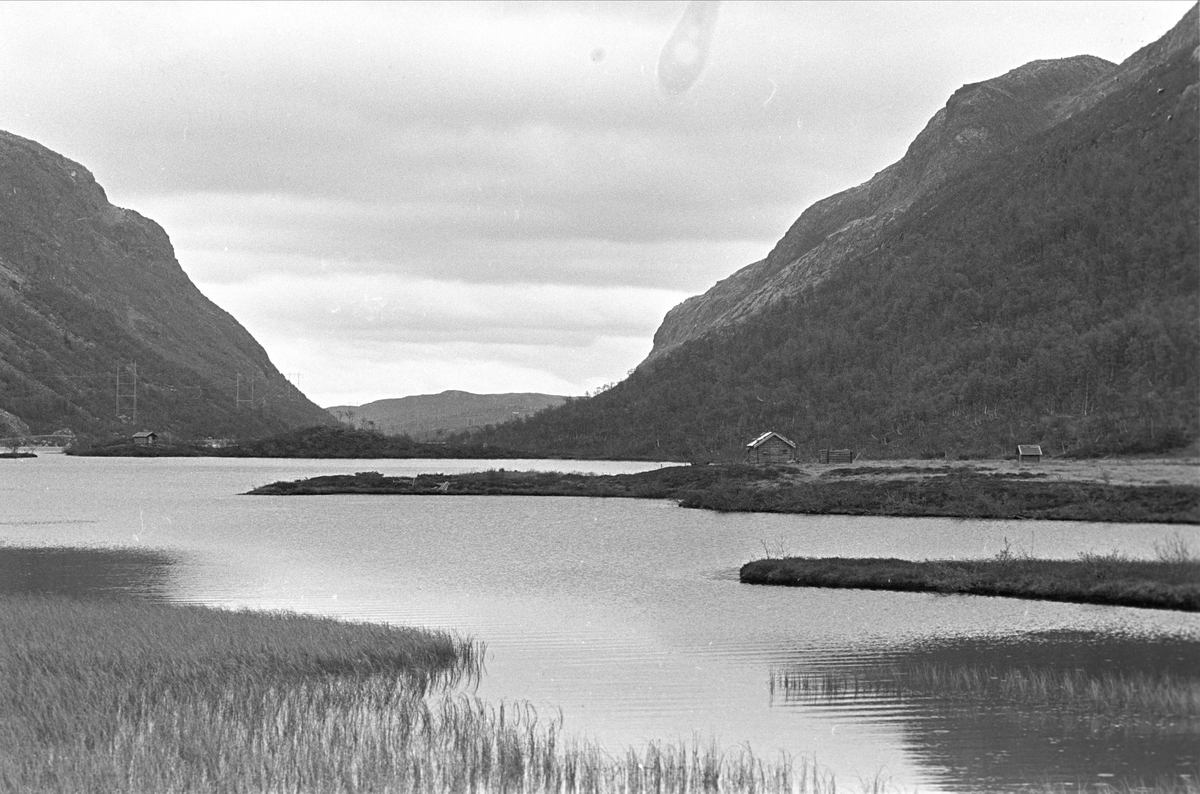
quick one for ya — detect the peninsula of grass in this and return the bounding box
[1,593,821,793]
[247,464,1200,524]
[740,543,1200,611]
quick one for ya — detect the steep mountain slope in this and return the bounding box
[471,6,1199,461]
[0,131,333,439]
[327,390,566,439]
[648,55,1114,360]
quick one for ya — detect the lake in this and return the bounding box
[2,451,1198,792]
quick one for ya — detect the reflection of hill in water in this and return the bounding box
[771,632,1200,791]
[0,546,176,600]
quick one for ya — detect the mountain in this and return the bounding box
[648,54,1113,361]
[328,390,567,439]
[0,131,334,440]
[465,5,1199,461]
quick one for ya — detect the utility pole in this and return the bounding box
[236,373,255,410]
[115,361,137,421]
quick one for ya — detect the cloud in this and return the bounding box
[200,271,679,404]
[0,0,1192,405]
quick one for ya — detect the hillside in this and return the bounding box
[0,131,334,440]
[647,54,1113,361]
[464,6,1199,461]
[327,390,566,440]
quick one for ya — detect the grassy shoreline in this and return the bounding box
[0,595,820,793]
[740,543,1200,611]
[4,590,1197,790]
[247,464,1200,524]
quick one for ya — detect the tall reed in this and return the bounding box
[2,595,834,793]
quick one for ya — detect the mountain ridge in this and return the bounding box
[647,53,1117,361]
[467,5,1199,461]
[0,130,334,439]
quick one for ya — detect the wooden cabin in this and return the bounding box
[132,430,158,446]
[746,431,797,464]
[1017,444,1043,463]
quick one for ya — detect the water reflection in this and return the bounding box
[769,631,1200,791]
[0,546,176,600]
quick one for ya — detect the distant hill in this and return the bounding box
[464,6,1199,461]
[327,390,567,439]
[0,131,334,440]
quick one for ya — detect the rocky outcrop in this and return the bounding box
[0,131,333,438]
[647,54,1115,360]
[1060,3,1199,118]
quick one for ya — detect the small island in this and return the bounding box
[739,548,1200,612]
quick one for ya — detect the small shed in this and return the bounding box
[1017,444,1043,463]
[746,431,797,464]
[132,430,158,446]
[819,449,855,464]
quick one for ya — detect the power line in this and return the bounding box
[115,361,137,421]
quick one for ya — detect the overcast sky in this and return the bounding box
[0,1,1192,406]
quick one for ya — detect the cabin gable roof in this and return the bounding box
[746,430,796,449]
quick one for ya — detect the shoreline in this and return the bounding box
[247,463,1200,524]
[740,552,1200,611]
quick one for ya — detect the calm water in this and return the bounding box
[2,451,1198,791]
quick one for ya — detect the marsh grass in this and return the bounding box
[741,542,1200,611]
[770,662,1200,717]
[2,595,841,793]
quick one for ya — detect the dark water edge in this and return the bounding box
[0,546,176,600]
[772,631,1200,791]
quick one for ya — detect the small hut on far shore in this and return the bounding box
[746,431,797,464]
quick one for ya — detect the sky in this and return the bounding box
[0,1,1192,407]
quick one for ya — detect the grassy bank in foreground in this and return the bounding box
[740,542,1200,611]
[4,597,1196,793]
[0,595,822,793]
[247,464,1200,524]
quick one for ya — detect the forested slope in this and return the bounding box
[466,15,1199,461]
[0,131,334,440]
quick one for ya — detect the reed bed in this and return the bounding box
[1,595,841,793]
[770,661,1200,717]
